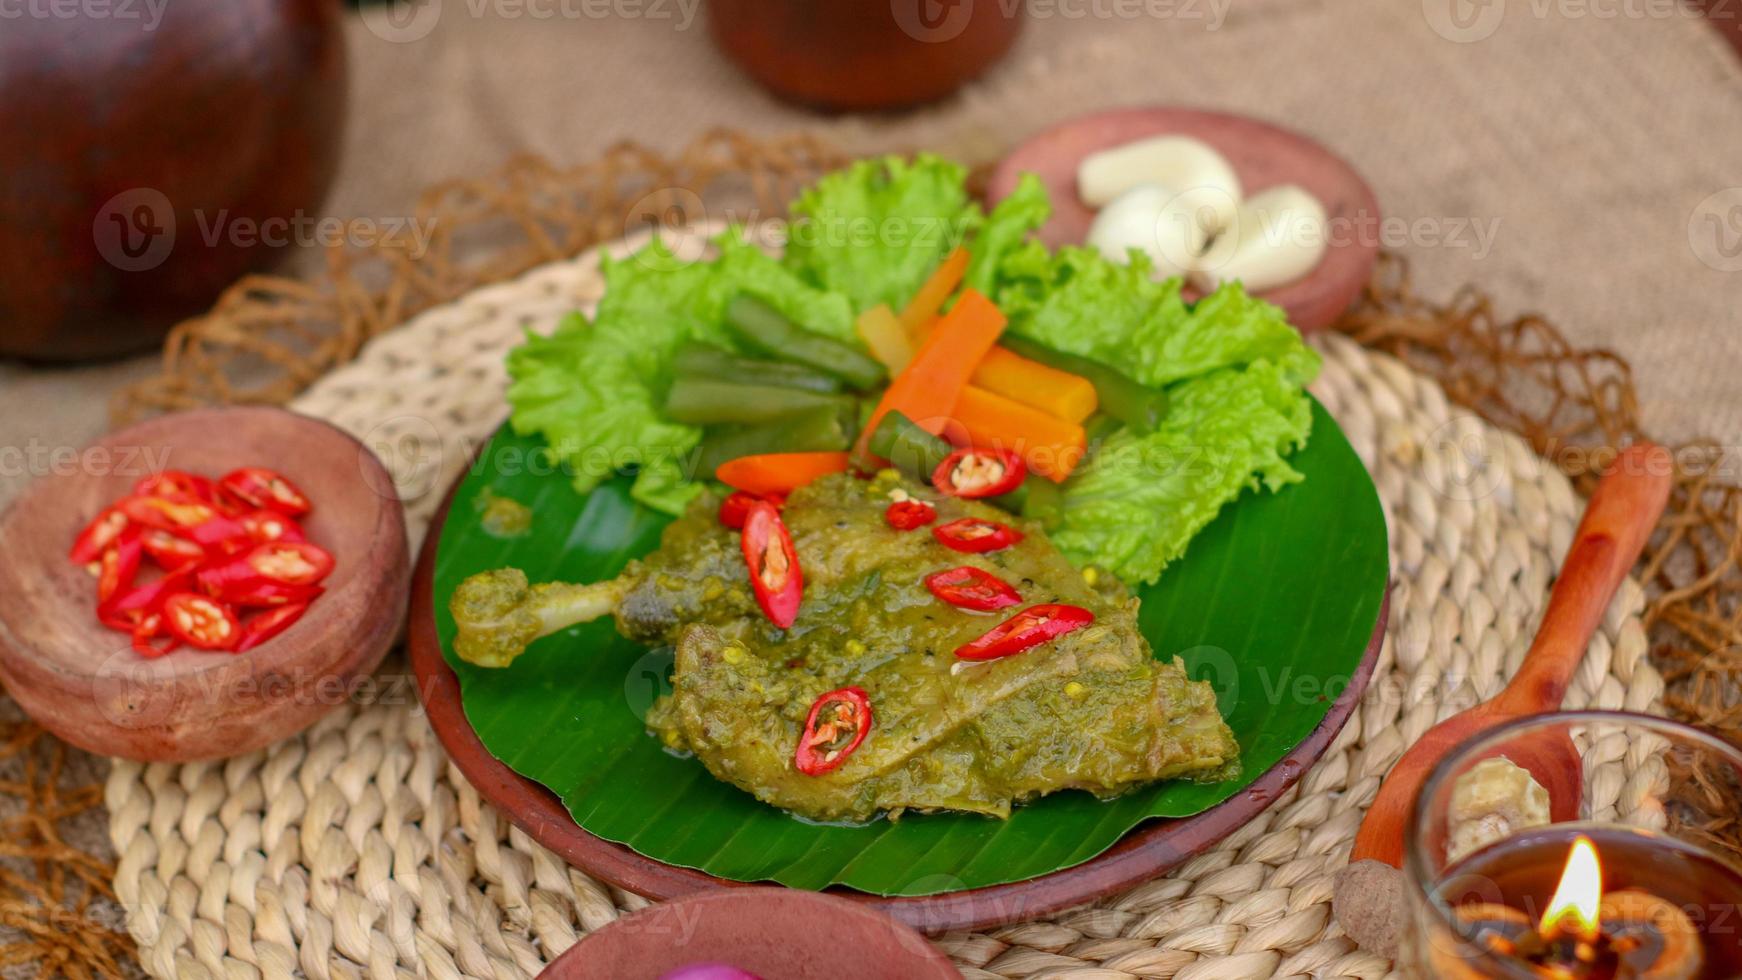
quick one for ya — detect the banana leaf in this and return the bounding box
[431,397,1387,895]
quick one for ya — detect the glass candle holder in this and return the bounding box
[1402,710,1742,979]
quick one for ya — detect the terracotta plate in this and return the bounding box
[538,887,960,979]
[407,463,1387,933]
[986,106,1381,331]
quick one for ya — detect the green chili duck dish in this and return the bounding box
[451,472,1238,823]
[430,153,1388,893]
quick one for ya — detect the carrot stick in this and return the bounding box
[949,386,1087,482]
[855,304,913,373]
[898,246,970,342]
[855,288,1008,465]
[970,347,1098,424]
[715,452,851,497]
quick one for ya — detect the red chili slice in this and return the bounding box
[884,499,937,530]
[140,529,206,569]
[954,603,1095,661]
[70,507,130,563]
[794,686,872,776]
[133,470,216,502]
[932,517,1023,554]
[226,582,325,609]
[118,494,219,531]
[161,592,242,651]
[238,510,306,544]
[719,491,782,530]
[740,501,802,629]
[235,603,311,652]
[933,447,1026,499]
[218,467,311,517]
[131,613,180,658]
[96,533,144,603]
[99,568,195,630]
[924,566,1022,611]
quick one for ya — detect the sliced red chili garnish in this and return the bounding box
[924,566,1022,611]
[719,491,782,530]
[932,517,1023,554]
[238,510,306,544]
[954,603,1095,661]
[70,507,130,563]
[235,603,311,653]
[884,499,937,530]
[98,568,195,630]
[740,501,802,629]
[118,494,219,531]
[218,467,311,517]
[933,447,1026,499]
[130,613,180,658]
[161,592,241,651]
[96,533,144,604]
[133,470,216,502]
[226,582,325,609]
[794,686,872,776]
[140,529,206,569]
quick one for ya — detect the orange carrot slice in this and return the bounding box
[898,246,970,342]
[856,288,1008,465]
[949,386,1087,482]
[715,452,852,497]
[970,347,1098,424]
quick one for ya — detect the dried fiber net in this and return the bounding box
[5,130,1736,971]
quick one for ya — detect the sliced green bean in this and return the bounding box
[999,335,1169,433]
[664,378,852,426]
[672,342,845,394]
[867,410,952,482]
[724,295,887,391]
[695,408,854,477]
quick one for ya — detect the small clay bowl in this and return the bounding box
[987,106,1381,331]
[0,406,408,762]
[538,888,961,980]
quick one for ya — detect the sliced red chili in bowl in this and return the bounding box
[924,566,1022,611]
[96,533,144,603]
[99,568,195,631]
[933,447,1026,499]
[118,494,219,531]
[196,541,334,600]
[794,686,872,776]
[130,613,179,658]
[236,603,311,652]
[224,582,325,609]
[162,592,242,651]
[932,517,1023,554]
[884,499,937,530]
[238,510,306,544]
[740,501,802,629]
[140,529,206,569]
[70,507,130,563]
[133,470,216,502]
[954,603,1095,661]
[218,467,312,516]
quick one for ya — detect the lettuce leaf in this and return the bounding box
[995,242,1320,386]
[506,230,854,515]
[1052,360,1315,584]
[964,172,1051,298]
[782,155,980,313]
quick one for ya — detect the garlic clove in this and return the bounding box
[1189,183,1328,293]
[1077,135,1243,233]
[1085,183,1216,281]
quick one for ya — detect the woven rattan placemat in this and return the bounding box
[104,230,1661,979]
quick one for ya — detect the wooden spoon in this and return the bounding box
[1333,442,1672,953]
[0,406,409,762]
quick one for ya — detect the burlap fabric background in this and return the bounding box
[0,2,1738,975]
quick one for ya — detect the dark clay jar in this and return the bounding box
[0,0,348,361]
[708,0,1024,112]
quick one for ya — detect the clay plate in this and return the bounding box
[408,467,1389,934]
[986,106,1381,331]
[538,887,960,979]
[0,406,410,761]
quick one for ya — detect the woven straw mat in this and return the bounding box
[104,227,1664,980]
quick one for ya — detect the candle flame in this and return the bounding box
[1539,834,1603,942]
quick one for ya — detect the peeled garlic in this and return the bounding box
[1086,184,1218,281]
[1077,135,1242,232]
[1445,756,1552,862]
[1190,183,1327,293]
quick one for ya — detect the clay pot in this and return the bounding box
[707,0,1023,111]
[0,0,348,361]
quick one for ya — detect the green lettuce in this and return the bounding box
[506,230,853,514]
[1053,360,1315,584]
[995,243,1320,386]
[964,172,1051,297]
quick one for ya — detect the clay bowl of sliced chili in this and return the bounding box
[0,406,409,762]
